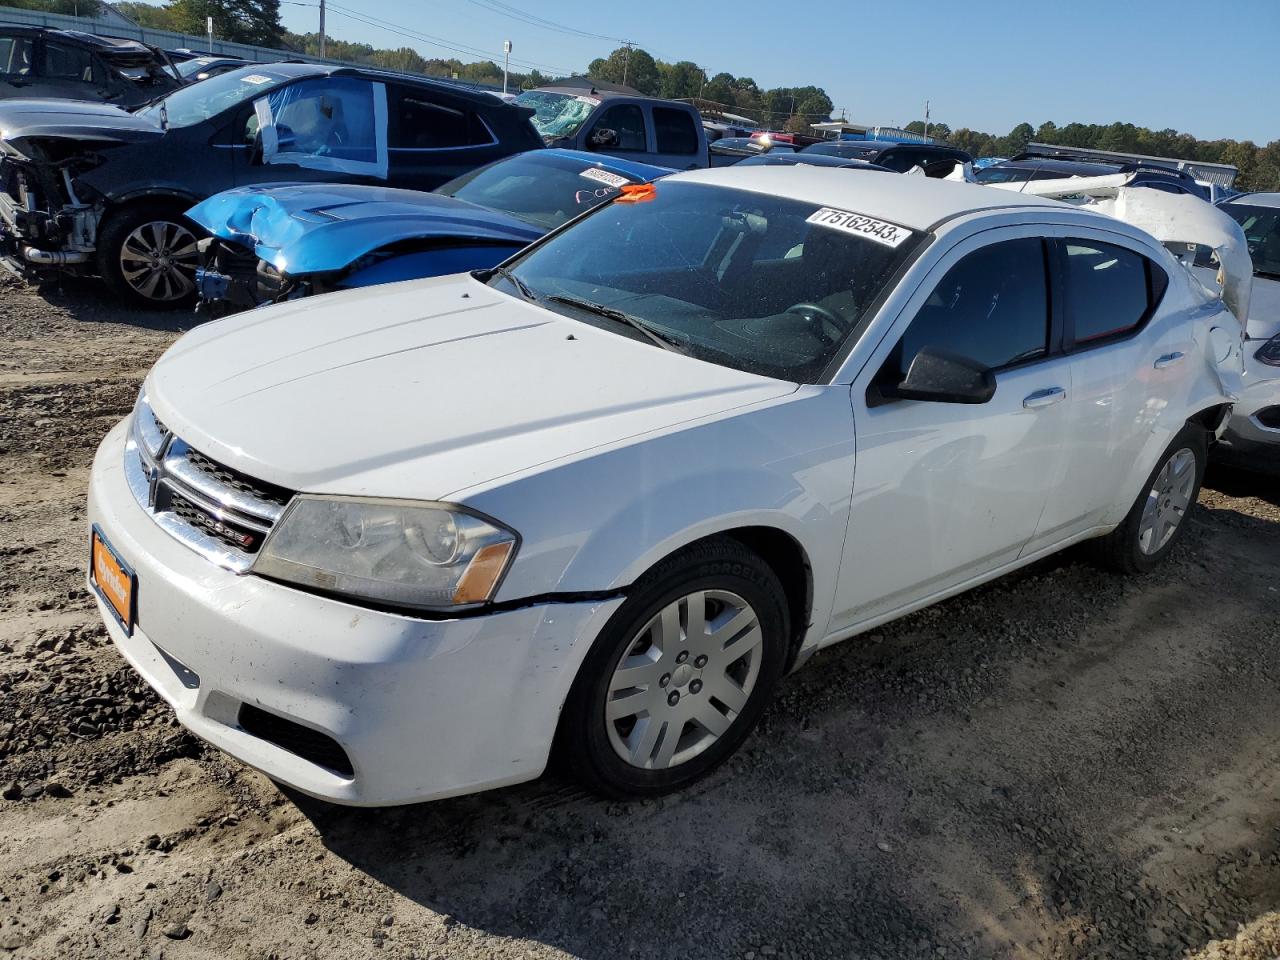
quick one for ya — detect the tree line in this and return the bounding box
[909,120,1280,192]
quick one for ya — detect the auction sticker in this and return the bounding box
[580,167,629,188]
[806,207,912,248]
[575,95,601,106]
[240,74,274,85]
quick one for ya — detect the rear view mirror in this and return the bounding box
[886,346,996,404]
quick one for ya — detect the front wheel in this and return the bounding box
[1091,423,1207,574]
[97,202,202,309]
[558,537,789,798]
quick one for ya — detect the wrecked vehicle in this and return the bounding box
[188,148,671,316]
[88,168,1243,805]
[800,140,971,175]
[0,62,543,307]
[1213,192,1280,468]
[0,25,181,107]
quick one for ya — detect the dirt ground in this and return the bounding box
[1,277,1279,960]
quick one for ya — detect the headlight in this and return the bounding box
[1256,335,1280,367]
[253,497,518,610]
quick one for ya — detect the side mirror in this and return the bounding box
[247,128,264,164]
[589,126,618,150]
[885,346,996,404]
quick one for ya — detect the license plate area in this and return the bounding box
[90,524,136,635]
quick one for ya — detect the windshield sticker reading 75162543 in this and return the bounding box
[806,207,912,248]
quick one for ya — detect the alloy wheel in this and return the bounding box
[1138,447,1197,555]
[604,589,763,770]
[119,220,199,302]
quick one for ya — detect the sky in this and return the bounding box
[276,0,1280,144]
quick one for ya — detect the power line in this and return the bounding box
[465,0,627,44]
[323,1,573,74]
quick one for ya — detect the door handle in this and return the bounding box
[1023,387,1066,409]
[1154,351,1185,369]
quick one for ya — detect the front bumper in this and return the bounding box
[1217,346,1280,467]
[87,419,623,805]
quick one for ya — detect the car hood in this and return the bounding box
[0,99,163,155]
[146,274,797,500]
[1246,274,1280,341]
[187,184,545,276]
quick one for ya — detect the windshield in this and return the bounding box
[177,58,218,78]
[438,153,647,231]
[1221,203,1280,277]
[514,90,597,141]
[135,66,289,127]
[499,181,922,382]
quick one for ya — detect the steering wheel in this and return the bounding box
[785,302,850,345]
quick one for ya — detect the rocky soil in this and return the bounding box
[1,277,1279,960]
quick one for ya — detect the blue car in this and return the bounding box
[188,149,671,316]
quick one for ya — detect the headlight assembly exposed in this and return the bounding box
[253,497,518,610]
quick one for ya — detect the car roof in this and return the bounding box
[669,165,1066,231]
[1223,192,1280,209]
[738,153,890,172]
[537,147,672,181]
[211,61,510,108]
[0,24,158,56]
[994,158,1120,175]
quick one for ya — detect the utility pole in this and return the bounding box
[502,40,512,94]
[318,0,327,59]
[621,41,632,86]
[923,99,930,142]
[206,15,213,53]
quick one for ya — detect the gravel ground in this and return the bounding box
[1,277,1279,960]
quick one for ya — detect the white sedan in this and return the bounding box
[87,167,1244,805]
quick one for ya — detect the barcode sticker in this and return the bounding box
[806,207,912,248]
[580,168,630,188]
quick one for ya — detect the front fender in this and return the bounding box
[460,387,857,651]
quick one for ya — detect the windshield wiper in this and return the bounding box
[483,265,536,301]
[546,295,688,354]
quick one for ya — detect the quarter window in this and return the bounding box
[1061,240,1163,345]
[653,107,699,155]
[889,238,1049,378]
[590,105,646,152]
[393,93,493,149]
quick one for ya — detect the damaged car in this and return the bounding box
[0,25,181,107]
[88,168,1244,806]
[188,148,670,316]
[0,62,543,307]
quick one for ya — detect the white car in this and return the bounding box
[87,167,1244,805]
[1214,193,1280,467]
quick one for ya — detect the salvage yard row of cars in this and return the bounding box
[2,42,1279,806]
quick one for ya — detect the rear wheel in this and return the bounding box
[1091,423,1207,574]
[559,537,789,798]
[98,202,202,309]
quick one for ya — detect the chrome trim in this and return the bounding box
[124,394,295,574]
[162,439,286,526]
[124,434,256,573]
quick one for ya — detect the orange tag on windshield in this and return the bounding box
[616,183,656,203]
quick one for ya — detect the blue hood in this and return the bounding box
[186,183,545,276]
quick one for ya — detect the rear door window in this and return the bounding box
[653,107,699,155]
[888,237,1050,378]
[590,104,646,152]
[392,90,494,149]
[1060,240,1165,346]
[42,42,97,82]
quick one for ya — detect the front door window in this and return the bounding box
[255,77,388,179]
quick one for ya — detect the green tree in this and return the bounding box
[167,0,284,47]
[587,46,658,95]
[657,60,703,100]
[114,1,176,26]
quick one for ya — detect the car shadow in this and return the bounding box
[287,504,1280,960]
[1204,462,1280,506]
[18,276,199,334]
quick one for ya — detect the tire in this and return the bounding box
[97,201,203,309]
[558,537,790,799]
[1091,423,1207,574]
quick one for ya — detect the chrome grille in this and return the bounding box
[125,394,293,573]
